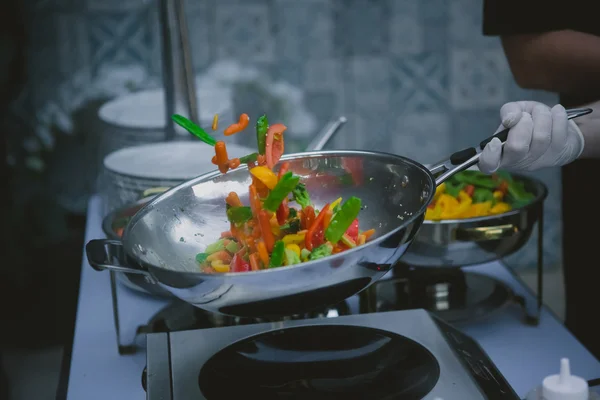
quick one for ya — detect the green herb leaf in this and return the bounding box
[226,206,253,224]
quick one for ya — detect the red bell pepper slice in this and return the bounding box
[231,252,250,273]
[305,203,330,251]
[345,218,359,242]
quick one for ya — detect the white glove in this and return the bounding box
[478,101,585,173]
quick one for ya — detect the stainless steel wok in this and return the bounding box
[86,108,592,318]
[401,172,547,268]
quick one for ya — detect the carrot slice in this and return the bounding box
[226,192,243,207]
[224,113,250,136]
[215,141,229,173]
[362,229,375,239]
[258,210,275,252]
[257,241,270,266]
[249,253,260,271]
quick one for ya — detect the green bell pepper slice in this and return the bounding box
[269,240,285,268]
[444,181,465,197]
[195,253,208,264]
[472,188,494,203]
[256,114,269,155]
[171,114,216,146]
[263,172,301,212]
[454,170,497,189]
[325,196,362,244]
[239,153,258,164]
[205,239,225,255]
[226,206,253,224]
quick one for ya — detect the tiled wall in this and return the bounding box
[10,0,562,270]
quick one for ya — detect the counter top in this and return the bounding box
[65,195,600,399]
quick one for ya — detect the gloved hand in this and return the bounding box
[478,101,585,173]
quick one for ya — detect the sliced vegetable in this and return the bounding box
[196,253,208,264]
[224,113,250,136]
[257,241,270,266]
[345,218,359,241]
[250,166,278,189]
[258,210,275,252]
[300,248,311,262]
[472,188,494,204]
[256,114,269,155]
[226,206,253,224]
[292,183,311,209]
[225,241,239,254]
[231,253,250,273]
[172,114,217,146]
[212,114,219,131]
[284,248,301,266]
[453,170,497,189]
[341,233,357,248]
[215,141,229,173]
[249,253,260,271]
[239,153,259,164]
[276,200,290,225]
[263,172,300,212]
[444,181,465,197]
[205,239,225,255]
[325,197,362,244]
[309,243,333,260]
[306,203,330,251]
[282,233,305,246]
[265,123,287,168]
[269,240,285,268]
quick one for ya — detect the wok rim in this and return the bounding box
[420,172,548,225]
[123,150,436,277]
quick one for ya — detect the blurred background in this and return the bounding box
[0,0,562,398]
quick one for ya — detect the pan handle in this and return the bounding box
[86,239,155,281]
[454,224,518,242]
[428,107,593,186]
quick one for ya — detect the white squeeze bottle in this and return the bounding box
[526,358,597,400]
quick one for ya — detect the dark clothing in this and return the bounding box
[483,1,600,359]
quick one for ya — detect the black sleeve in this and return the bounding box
[482,0,571,36]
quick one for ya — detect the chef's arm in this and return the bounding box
[501,30,600,97]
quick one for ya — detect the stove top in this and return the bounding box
[143,309,520,399]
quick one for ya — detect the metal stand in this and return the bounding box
[513,202,544,326]
[109,271,138,355]
[358,206,546,326]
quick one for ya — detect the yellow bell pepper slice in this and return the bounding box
[493,190,504,201]
[285,243,301,257]
[282,233,306,245]
[211,260,231,272]
[250,166,278,189]
[270,214,281,236]
[490,202,512,215]
[330,197,343,210]
[467,201,493,218]
[433,183,446,202]
[440,191,472,219]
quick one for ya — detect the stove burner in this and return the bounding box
[375,269,512,322]
[198,325,440,399]
[137,300,352,335]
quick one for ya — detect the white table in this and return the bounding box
[65,195,600,399]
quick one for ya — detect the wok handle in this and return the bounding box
[454,224,518,242]
[430,107,593,186]
[86,239,154,279]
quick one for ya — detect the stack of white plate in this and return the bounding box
[97,87,234,161]
[100,141,254,214]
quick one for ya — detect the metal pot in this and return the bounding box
[401,173,548,268]
[102,195,174,297]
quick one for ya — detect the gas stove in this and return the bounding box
[143,309,520,399]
